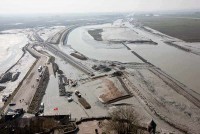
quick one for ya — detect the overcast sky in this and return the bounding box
[0,0,200,14]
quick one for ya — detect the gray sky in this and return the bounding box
[0,0,200,14]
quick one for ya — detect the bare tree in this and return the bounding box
[105,106,144,134]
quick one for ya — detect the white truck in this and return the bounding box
[38,66,42,72]
[39,102,44,113]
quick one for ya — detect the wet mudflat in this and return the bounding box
[68,24,200,94]
[132,39,200,94]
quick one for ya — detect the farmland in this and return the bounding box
[135,15,200,42]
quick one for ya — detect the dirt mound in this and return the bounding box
[99,79,123,103]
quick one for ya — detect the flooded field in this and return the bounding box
[68,23,200,94]
[133,41,200,94]
[68,26,143,63]
[1,12,200,133]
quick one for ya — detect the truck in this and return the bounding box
[39,102,44,113]
[38,66,42,72]
[75,90,81,98]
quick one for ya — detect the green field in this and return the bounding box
[135,16,200,42]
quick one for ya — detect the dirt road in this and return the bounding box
[4,44,48,113]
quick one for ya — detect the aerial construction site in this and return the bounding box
[0,13,200,134]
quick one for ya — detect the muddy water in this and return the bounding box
[67,27,143,63]
[68,26,200,94]
[132,39,200,94]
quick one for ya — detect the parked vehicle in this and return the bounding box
[2,94,12,102]
[38,66,42,72]
[2,97,7,102]
[36,78,39,82]
[75,90,81,98]
[67,97,73,102]
[9,103,16,106]
[39,72,43,77]
[39,102,44,113]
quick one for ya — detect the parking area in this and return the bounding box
[42,58,110,120]
[42,74,92,119]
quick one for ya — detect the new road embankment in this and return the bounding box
[44,43,94,76]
